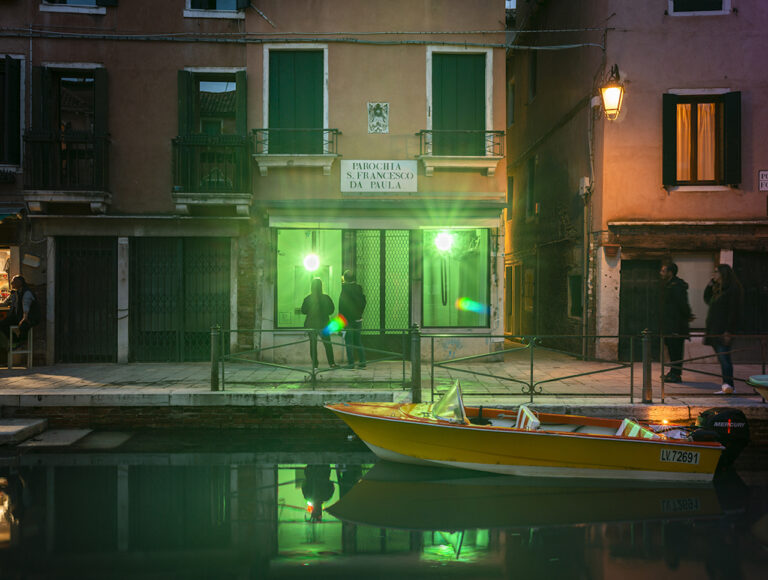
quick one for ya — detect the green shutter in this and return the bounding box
[177,70,194,136]
[433,53,485,155]
[93,67,108,136]
[31,65,55,132]
[235,69,247,136]
[662,93,678,187]
[723,91,741,186]
[3,56,20,163]
[269,50,323,153]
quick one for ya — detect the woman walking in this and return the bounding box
[301,278,338,370]
[704,264,743,394]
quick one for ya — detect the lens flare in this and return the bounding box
[322,314,348,336]
[455,297,490,314]
[434,231,454,253]
[303,254,320,271]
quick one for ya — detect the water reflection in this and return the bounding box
[0,433,766,578]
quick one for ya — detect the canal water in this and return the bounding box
[1,429,767,579]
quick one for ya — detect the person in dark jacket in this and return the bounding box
[0,275,40,347]
[338,269,367,368]
[301,278,337,370]
[704,264,743,394]
[659,262,692,383]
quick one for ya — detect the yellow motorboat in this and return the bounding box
[325,381,727,482]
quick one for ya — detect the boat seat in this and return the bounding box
[573,424,620,436]
[515,405,540,431]
[616,418,663,440]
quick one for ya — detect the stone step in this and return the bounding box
[0,418,48,445]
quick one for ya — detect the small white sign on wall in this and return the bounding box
[341,160,418,193]
[760,170,768,192]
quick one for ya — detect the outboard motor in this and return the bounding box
[692,407,750,469]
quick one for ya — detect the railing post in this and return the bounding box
[410,324,422,404]
[210,324,221,391]
[641,329,653,403]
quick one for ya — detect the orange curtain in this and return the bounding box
[697,103,715,181]
[676,104,691,181]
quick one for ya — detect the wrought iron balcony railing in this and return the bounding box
[23,130,109,191]
[416,129,505,157]
[252,128,341,155]
[172,134,251,194]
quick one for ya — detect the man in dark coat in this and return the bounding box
[660,262,692,382]
[0,275,40,347]
[338,269,367,368]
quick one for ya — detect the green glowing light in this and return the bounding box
[303,254,320,271]
[434,232,454,253]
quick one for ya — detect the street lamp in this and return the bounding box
[600,64,624,121]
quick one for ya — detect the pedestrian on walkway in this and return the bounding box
[0,275,41,347]
[339,269,367,369]
[659,262,692,383]
[704,264,743,395]
[301,277,338,370]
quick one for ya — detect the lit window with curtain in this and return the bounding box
[662,92,741,187]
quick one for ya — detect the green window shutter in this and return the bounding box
[96,0,119,6]
[269,50,323,153]
[177,70,194,136]
[661,93,678,187]
[723,91,741,186]
[93,67,108,136]
[433,53,485,155]
[31,65,55,133]
[235,69,247,136]
[3,56,21,164]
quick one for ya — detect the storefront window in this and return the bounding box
[276,229,342,328]
[422,229,489,327]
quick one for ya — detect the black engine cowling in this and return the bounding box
[694,407,750,468]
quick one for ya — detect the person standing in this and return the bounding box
[659,262,692,383]
[339,269,367,369]
[0,275,40,347]
[301,278,337,370]
[704,264,743,395]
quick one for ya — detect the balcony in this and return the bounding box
[251,128,341,176]
[172,134,252,216]
[415,129,505,176]
[23,130,111,213]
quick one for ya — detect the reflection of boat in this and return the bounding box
[328,461,723,531]
[748,375,768,402]
[325,381,726,482]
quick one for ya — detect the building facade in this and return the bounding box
[506,0,768,359]
[0,0,507,364]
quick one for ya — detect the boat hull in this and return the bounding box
[327,403,723,482]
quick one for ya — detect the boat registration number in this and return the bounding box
[660,449,700,465]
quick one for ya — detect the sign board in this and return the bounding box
[341,160,417,193]
[760,170,768,192]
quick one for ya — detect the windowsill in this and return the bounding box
[24,190,111,214]
[172,191,252,216]
[417,155,502,177]
[667,184,735,192]
[668,10,731,16]
[39,4,107,15]
[183,9,245,19]
[252,153,340,177]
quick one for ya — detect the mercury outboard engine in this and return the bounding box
[692,407,750,469]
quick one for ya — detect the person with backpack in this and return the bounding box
[301,277,338,371]
[0,275,40,348]
[338,269,367,369]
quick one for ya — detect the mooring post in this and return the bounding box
[210,325,220,391]
[641,328,652,403]
[410,324,422,403]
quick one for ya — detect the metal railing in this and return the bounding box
[252,128,341,155]
[23,130,109,191]
[416,129,505,157]
[172,134,251,194]
[659,332,768,402]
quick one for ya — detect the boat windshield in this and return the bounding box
[431,380,468,424]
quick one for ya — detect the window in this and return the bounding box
[0,56,21,165]
[662,92,740,187]
[506,176,513,216]
[267,50,325,154]
[41,0,117,12]
[668,1,731,15]
[276,229,342,328]
[568,274,583,318]
[525,156,537,218]
[507,79,515,126]
[185,0,248,17]
[432,53,486,155]
[528,51,537,102]
[422,229,489,328]
[178,71,246,136]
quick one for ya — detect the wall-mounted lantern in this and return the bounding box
[600,64,625,121]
